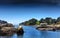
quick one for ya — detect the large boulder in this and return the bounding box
[0,23,14,27]
[0,23,14,29]
[0,27,16,36]
[0,23,16,36]
[17,26,24,35]
[0,20,16,36]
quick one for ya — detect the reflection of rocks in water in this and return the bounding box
[10,34,17,38]
[17,35,23,38]
[11,34,23,38]
[0,36,12,38]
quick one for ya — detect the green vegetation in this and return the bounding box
[19,17,60,25]
[20,18,37,25]
[36,21,40,25]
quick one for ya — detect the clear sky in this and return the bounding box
[0,4,60,24]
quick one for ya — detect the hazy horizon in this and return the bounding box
[0,4,60,24]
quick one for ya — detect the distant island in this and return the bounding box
[19,17,60,25]
[19,17,60,31]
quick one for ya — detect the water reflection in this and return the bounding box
[11,34,17,38]
[0,34,23,38]
[23,26,40,38]
[17,35,23,38]
[40,31,57,38]
[0,36,11,38]
[23,26,58,38]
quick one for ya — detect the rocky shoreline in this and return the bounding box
[0,23,60,36]
[0,20,24,36]
[36,25,60,31]
[0,25,24,36]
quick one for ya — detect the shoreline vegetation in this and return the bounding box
[20,17,60,25]
[0,17,60,36]
[19,17,60,31]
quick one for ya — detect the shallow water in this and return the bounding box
[0,26,60,38]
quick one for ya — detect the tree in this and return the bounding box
[56,17,60,24]
[19,18,38,25]
[28,18,37,25]
[36,21,40,25]
[40,18,46,23]
[19,17,60,25]
[57,17,60,22]
[45,17,52,25]
[52,19,56,24]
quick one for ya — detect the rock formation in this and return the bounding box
[0,20,16,36]
[16,26,24,35]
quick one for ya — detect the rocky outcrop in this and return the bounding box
[36,25,60,31]
[0,20,24,36]
[0,20,14,29]
[0,27,16,36]
[36,27,56,31]
[16,26,24,35]
[0,20,16,36]
[0,20,7,24]
[0,23,14,27]
[0,23,16,36]
[0,25,24,36]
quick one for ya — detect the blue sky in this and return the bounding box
[0,5,60,24]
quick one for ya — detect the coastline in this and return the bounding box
[0,24,60,36]
[36,24,60,31]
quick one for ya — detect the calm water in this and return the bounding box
[0,26,60,38]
